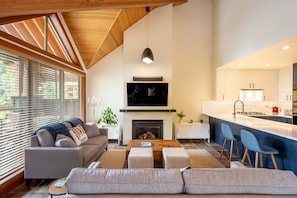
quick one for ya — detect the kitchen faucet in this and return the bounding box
[233,99,244,115]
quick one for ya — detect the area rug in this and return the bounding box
[97,149,225,169]
[97,150,126,169]
[186,149,225,168]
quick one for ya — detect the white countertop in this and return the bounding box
[204,113,297,141]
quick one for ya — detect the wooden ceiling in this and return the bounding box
[0,0,187,70]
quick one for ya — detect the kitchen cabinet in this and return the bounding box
[216,69,278,101]
[216,69,241,101]
[174,122,210,143]
[278,67,292,101]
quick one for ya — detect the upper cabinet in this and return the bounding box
[278,67,292,101]
[216,69,279,101]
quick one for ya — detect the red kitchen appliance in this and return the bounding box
[272,106,280,113]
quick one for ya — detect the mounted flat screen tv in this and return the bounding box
[127,83,168,106]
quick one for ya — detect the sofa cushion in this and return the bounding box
[69,125,88,146]
[36,129,54,147]
[84,123,100,137]
[30,135,40,147]
[81,145,100,166]
[83,135,108,146]
[66,168,184,194]
[183,168,297,195]
[55,134,77,147]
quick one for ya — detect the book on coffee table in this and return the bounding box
[54,179,66,188]
[140,142,152,147]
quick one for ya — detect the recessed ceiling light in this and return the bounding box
[237,63,243,67]
[282,45,291,50]
[266,63,271,67]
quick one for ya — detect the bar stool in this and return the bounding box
[220,123,240,161]
[240,129,279,169]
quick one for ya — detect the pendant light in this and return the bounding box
[142,7,154,64]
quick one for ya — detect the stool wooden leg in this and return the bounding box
[246,152,252,166]
[271,154,278,170]
[229,140,234,161]
[241,147,248,165]
[259,153,263,168]
[255,152,259,168]
[220,138,227,159]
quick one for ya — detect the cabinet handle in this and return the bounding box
[286,95,288,100]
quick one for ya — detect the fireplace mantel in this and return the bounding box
[121,110,174,145]
[120,108,176,113]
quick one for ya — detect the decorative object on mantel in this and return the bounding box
[141,7,154,64]
[177,111,186,123]
[97,107,118,125]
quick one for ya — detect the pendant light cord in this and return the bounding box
[146,7,150,48]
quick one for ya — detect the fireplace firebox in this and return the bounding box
[132,120,163,140]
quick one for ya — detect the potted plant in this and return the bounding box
[177,111,186,123]
[97,107,118,125]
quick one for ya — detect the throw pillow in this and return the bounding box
[55,137,77,147]
[36,129,55,147]
[84,123,100,137]
[69,125,88,146]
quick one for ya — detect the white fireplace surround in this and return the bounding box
[122,111,174,145]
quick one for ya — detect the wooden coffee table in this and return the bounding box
[126,139,182,161]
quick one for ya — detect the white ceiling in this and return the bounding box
[219,35,297,70]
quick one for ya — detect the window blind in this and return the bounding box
[0,50,81,180]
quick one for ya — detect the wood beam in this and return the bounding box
[0,0,187,18]
[0,14,51,25]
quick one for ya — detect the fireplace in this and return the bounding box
[132,120,163,140]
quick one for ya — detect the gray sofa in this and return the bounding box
[64,167,297,197]
[24,118,108,183]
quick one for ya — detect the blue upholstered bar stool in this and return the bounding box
[220,123,240,161]
[240,129,279,169]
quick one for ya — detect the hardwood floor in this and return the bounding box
[3,140,232,198]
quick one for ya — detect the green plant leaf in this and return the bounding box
[97,107,118,125]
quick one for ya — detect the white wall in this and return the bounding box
[86,46,124,123]
[86,0,213,127]
[213,0,297,68]
[172,0,213,122]
[123,4,173,108]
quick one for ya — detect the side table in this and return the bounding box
[47,177,67,197]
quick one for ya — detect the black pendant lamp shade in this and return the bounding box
[142,47,154,64]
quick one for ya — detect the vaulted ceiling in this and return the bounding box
[0,0,187,71]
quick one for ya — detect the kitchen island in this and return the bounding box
[205,113,297,175]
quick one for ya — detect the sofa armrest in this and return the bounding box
[24,146,83,179]
[99,128,108,136]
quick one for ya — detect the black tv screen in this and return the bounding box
[127,83,168,106]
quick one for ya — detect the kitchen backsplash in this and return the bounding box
[202,100,292,116]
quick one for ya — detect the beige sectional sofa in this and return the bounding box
[64,167,297,197]
[24,118,108,184]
